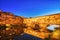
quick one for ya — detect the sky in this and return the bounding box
[0,0,60,30]
[0,0,60,17]
[47,25,60,30]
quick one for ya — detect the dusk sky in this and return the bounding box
[1,0,60,17]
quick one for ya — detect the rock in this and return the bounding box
[0,11,60,39]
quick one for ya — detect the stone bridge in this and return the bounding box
[23,13,60,39]
[0,11,60,39]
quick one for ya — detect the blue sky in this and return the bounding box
[1,0,60,17]
[0,0,60,38]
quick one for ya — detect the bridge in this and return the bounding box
[0,11,60,40]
